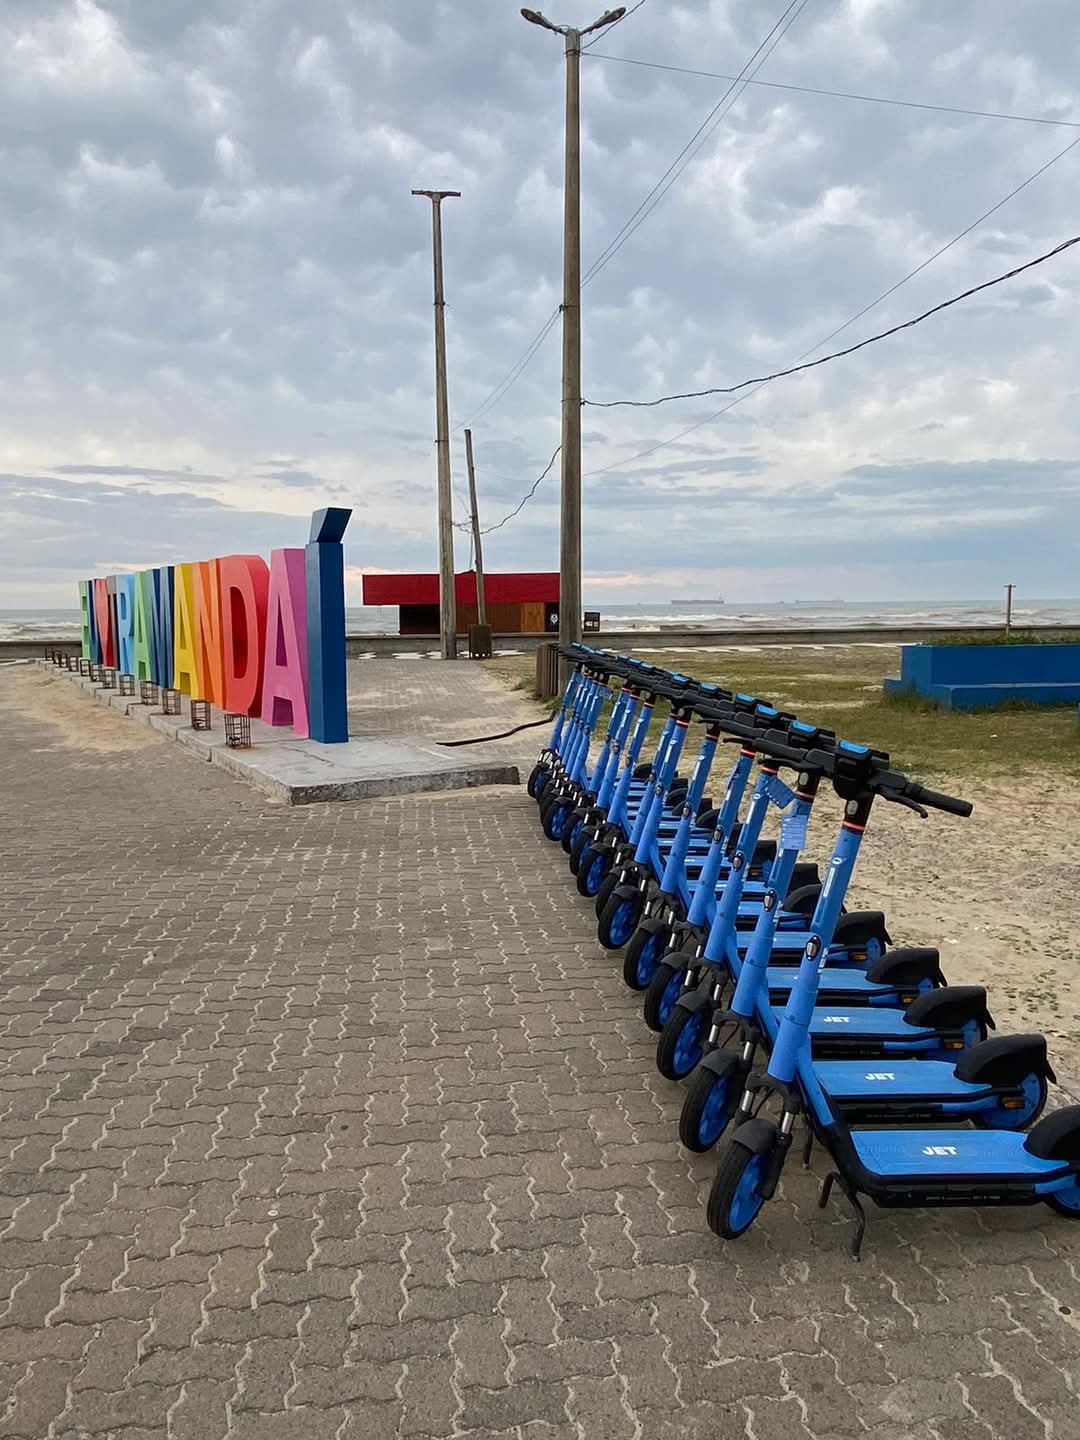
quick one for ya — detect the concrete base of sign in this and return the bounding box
[40,661,519,803]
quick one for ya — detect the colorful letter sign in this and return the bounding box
[77,509,351,742]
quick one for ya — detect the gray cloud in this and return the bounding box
[1,0,1078,605]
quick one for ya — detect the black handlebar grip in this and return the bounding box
[908,783,973,817]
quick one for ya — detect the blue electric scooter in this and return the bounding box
[674,725,1052,1151]
[704,742,1080,1255]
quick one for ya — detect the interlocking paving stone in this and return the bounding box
[2,664,1079,1438]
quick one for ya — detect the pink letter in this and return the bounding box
[260,548,309,736]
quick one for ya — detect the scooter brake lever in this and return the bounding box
[886,792,929,819]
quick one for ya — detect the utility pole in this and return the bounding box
[464,428,487,626]
[1005,582,1015,637]
[521,6,625,669]
[412,188,461,660]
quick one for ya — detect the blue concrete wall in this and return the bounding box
[884,643,1080,710]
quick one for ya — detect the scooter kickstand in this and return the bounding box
[818,1171,867,1260]
[801,1122,814,1170]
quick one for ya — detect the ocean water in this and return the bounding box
[4,597,1080,643]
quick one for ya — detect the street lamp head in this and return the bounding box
[581,6,627,34]
[521,8,560,31]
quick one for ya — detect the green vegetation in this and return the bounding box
[485,644,1080,779]
[925,630,1080,647]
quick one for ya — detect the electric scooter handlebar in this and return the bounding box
[892,781,974,818]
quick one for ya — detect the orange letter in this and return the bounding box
[219,555,270,715]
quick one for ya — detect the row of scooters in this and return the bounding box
[528,644,1080,1254]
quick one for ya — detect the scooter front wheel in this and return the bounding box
[541,798,572,842]
[707,1131,775,1239]
[569,825,595,876]
[680,1053,743,1152]
[656,1001,708,1081]
[527,763,549,800]
[594,870,620,917]
[598,890,644,951]
[578,845,612,898]
[643,959,688,1033]
[622,924,671,992]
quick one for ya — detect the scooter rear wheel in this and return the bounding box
[971,1070,1048,1131]
[707,1132,774,1239]
[1046,1180,1080,1217]
[643,960,688,1033]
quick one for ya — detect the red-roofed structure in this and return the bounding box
[362,571,559,635]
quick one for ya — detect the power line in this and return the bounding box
[582,0,646,51]
[454,444,562,536]
[585,53,1080,131]
[458,306,561,429]
[581,233,1080,410]
[450,4,645,433]
[581,135,1080,475]
[581,0,812,290]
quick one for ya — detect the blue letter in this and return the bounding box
[115,574,136,674]
[305,507,352,743]
[150,567,175,688]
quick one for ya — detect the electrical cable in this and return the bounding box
[584,53,1080,130]
[453,443,562,536]
[581,134,1080,474]
[436,715,552,746]
[458,307,561,429]
[582,232,1080,409]
[582,0,647,51]
[581,0,812,290]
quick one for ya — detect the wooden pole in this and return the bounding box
[559,26,582,671]
[1005,582,1014,637]
[412,188,461,660]
[464,428,487,626]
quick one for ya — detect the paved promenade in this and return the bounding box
[0,663,1078,1440]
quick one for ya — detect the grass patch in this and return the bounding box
[923,630,1080,647]
[483,644,1080,779]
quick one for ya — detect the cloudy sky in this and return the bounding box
[2,0,1079,609]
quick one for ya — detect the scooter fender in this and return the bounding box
[672,987,712,1020]
[904,984,996,1033]
[833,911,892,946]
[636,915,671,942]
[611,882,645,907]
[699,1047,749,1080]
[729,1116,778,1157]
[954,1034,1056,1087]
[866,947,945,990]
[729,1116,785,1198]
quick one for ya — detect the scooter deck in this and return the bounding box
[766,968,927,1003]
[851,1128,1065,1180]
[803,1007,973,1050]
[816,1059,989,1101]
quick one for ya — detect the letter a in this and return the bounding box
[173,563,198,695]
[260,549,309,736]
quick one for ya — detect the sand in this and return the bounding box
[0,664,162,753]
[837,771,1080,1092]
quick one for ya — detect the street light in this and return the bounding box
[521,5,626,669]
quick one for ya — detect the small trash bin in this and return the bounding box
[468,623,493,659]
[535,641,560,700]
